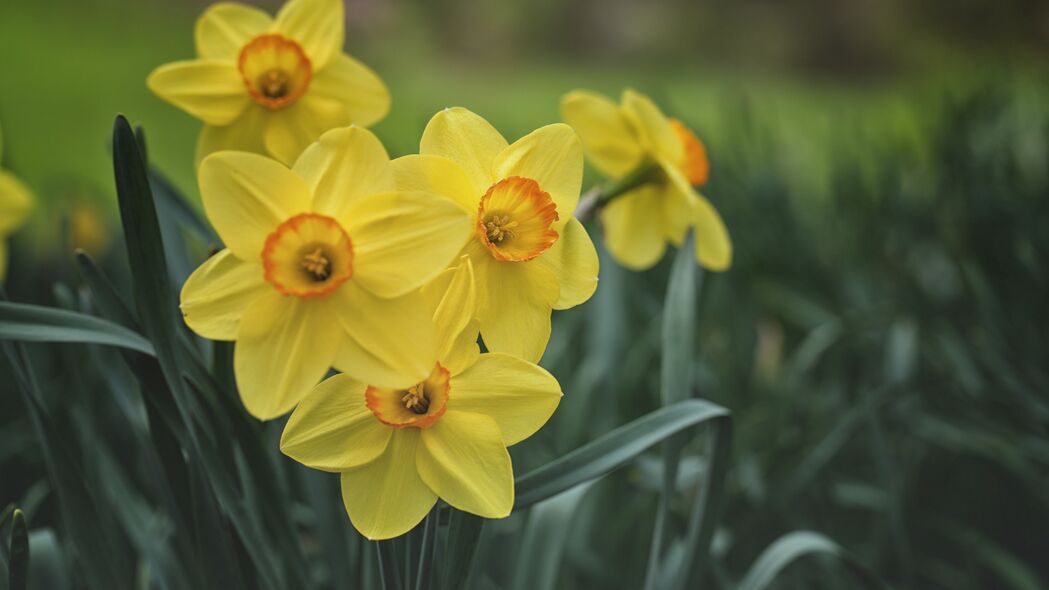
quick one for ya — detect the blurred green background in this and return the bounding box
[2,0,1049,589]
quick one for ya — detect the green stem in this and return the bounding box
[574,160,659,222]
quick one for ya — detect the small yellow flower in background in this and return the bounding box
[0,125,33,277]
[391,108,599,362]
[281,257,562,540]
[179,126,471,420]
[561,89,732,272]
[148,0,389,166]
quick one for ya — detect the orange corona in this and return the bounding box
[261,213,354,298]
[365,364,451,429]
[476,176,559,262]
[238,34,313,110]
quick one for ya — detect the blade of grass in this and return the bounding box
[736,531,885,590]
[0,301,154,355]
[440,509,484,590]
[414,507,439,590]
[8,509,27,590]
[511,481,595,590]
[377,539,404,590]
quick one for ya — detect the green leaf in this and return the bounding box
[74,251,139,330]
[413,508,438,590]
[440,509,484,590]
[8,509,27,590]
[376,539,404,590]
[736,531,886,590]
[511,482,595,590]
[0,301,154,355]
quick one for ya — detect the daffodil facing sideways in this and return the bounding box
[179,126,471,420]
[281,257,562,540]
[147,0,389,166]
[0,125,33,277]
[561,89,732,272]
[391,108,600,362]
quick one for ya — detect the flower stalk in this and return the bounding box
[573,159,659,222]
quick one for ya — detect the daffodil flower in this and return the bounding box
[391,108,599,362]
[179,126,471,420]
[148,0,389,166]
[281,257,562,540]
[561,89,732,271]
[0,125,33,277]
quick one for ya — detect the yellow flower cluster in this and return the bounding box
[0,125,33,277]
[149,0,732,540]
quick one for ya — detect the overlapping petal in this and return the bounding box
[472,247,558,362]
[281,374,393,472]
[420,108,507,194]
[534,218,598,310]
[341,431,437,540]
[600,186,668,271]
[417,411,513,518]
[451,353,561,446]
[263,94,349,165]
[147,60,249,126]
[493,123,583,220]
[390,155,478,216]
[621,89,682,164]
[560,90,644,178]
[179,249,269,340]
[196,106,269,167]
[273,0,344,70]
[310,54,390,127]
[292,126,393,220]
[195,2,272,59]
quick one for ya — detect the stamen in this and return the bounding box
[259,70,289,99]
[485,215,519,243]
[301,248,331,281]
[401,384,430,414]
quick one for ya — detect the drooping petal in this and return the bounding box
[343,191,471,298]
[0,171,33,234]
[420,256,480,374]
[493,123,583,221]
[420,107,507,195]
[560,90,644,178]
[693,193,732,272]
[658,160,700,246]
[599,186,668,271]
[341,430,437,540]
[195,2,273,60]
[451,352,561,446]
[390,155,478,216]
[534,217,598,310]
[179,249,269,340]
[310,54,390,127]
[471,247,558,363]
[281,373,392,472]
[273,0,344,70]
[198,151,312,260]
[442,318,480,377]
[147,60,249,126]
[621,89,682,164]
[263,94,349,166]
[332,282,436,389]
[234,291,342,420]
[195,105,269,167]
[417,410,513,518]
[292,125,393,220]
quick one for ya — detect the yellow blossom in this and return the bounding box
[147,0,389,166]
[0,125,33,277]
[179,126,471,420]
[281,257,562,539]
[561,89,731,271]
[391,108,599,362]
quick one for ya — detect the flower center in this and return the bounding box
[238,34,312,109]
[262,213,354,299]
[668,118,709,187]
[366,364,450,429]
[476,176,559,262]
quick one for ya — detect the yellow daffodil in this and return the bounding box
[179,126,471,420]
[148,0,389,166]
[281,257,562,539]
[561,89,732,271]
[391,108,599,362]
[0,125,33,277]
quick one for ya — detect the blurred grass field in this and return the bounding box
[2,0,1049,589]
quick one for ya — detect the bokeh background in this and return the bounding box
[2,0,1049,588]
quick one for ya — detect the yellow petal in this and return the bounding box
[195,105,269,167]
[0,240,8,279]
[658,159,700,246]
[693,193,732,272]
[493,123,583,221]
[472,247,557,363]
[621,89,682,164]
[534,218,598,310]
[600,186,668,271]
[281,373,392,472]
[195,2,273,60]
[442,318,481,377]
[292,126,393,220]
[0,171,33,234]
[332,282,436,389]
[390,155,478,216]
[341,430,437,540]
[451,352,561,446]
[420,107,507,195]
[199,151,312,260]
[273,0,343,70]
[179,249,269,340]
[147,60,249,126]
[234,291,342,420]
[417,410,513,518]
[560,90,644,178]
[310,54,390,127]
[263,94,349,166]
[343,191,471,298]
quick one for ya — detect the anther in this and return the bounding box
[301,248,331,280]
[401,384,430,414]
[259,70,289,98]
[485,215,519,243]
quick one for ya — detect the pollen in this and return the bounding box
[476,177,559,262]
[484,215,519,243]
[238,34,312,109]
[401,384,430,414]
[259,70,290,99]
[262,213,354,299]
[366,364,451,429]
[300,248,331,281]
